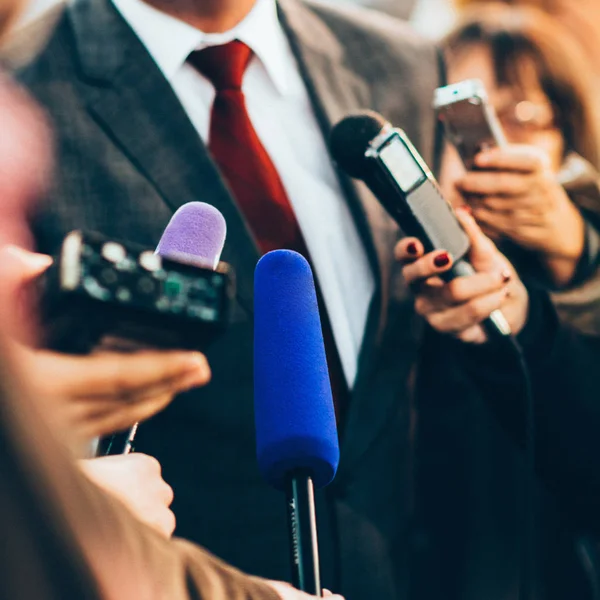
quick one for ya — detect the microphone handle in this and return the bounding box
[285,470,322,596]
[97,424,138,456]
[445,259,513,340]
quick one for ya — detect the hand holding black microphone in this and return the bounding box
[396,205,529,343]
[329,110,528,343]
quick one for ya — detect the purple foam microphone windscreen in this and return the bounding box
[155,202,227,268]
[254,250,340,490]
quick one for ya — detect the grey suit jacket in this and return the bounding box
[16,1,441,598]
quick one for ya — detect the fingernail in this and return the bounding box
[501,269,512,284]
[406,242,418,255]
[434,252,450,268]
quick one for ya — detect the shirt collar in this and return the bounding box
[111,0,291,95]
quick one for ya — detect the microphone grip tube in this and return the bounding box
[444,259,513,340]
[285,470,322,596]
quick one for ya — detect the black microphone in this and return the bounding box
[254,250,340,596]
[329,110,512,340]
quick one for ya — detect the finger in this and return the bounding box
[86,364,206,412]
[457,324,488,344]
[455,207,503,270]
[442,269,508,304]
[35,349,210,399]
[413,269,507,315]
[0,245,53,276]
[468,194,533,213]
[474,145,550,173]
[402,250,453,286]
[149,508,176,539]
[157,479,175,507]
[0,247,54,341]
[472,207,541,231]
[394,237,424,262]
[129,452,162,475]
[89,351,211,398]
[428,288,508,334]
[75,390,179,438]
[479,224,502,242]
[457,171,534,197]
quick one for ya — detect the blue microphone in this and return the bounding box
[254,250,340,596]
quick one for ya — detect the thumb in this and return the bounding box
[0,245,53,279]
[455,206,503,272]
[0,246,52,343]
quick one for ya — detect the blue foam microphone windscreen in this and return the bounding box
[156,202,227,267]
[254,250,340,490]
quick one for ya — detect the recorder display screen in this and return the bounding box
[379,136,425,193]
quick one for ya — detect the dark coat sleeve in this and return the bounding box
[453,286,600,534]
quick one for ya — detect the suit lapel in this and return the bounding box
[67,0,259,311]
[278,0,394,332]
[278,0,408,469]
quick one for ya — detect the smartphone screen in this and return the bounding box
[434,80,506,170]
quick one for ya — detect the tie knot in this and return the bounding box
[189,40,253,91]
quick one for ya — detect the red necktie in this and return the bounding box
[189,41,349,420]
[189,40,305,254]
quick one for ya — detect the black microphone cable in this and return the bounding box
[501,333,534,600]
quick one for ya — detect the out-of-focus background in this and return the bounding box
[17,0,458,38]
[325,0,456,38]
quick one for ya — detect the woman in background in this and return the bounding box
[414,9,600,600]
[453,0,600,81]
[440,3,600,334]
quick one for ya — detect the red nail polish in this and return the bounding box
[407,242,418,255]
[434,252,450,268]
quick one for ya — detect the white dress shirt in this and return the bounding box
[112,0,375,387]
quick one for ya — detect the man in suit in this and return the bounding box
[16,1,600,599]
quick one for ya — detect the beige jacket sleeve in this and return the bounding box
[551,154,600,335]
[0,340,279,600]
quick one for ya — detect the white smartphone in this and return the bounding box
[433,79,507,170]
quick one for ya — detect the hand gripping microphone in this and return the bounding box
[254,250,340,596]
[101,202,227,455]
[329,110,511,341]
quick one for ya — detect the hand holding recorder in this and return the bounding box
[396,206,529,344]
[0,244,211,449]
